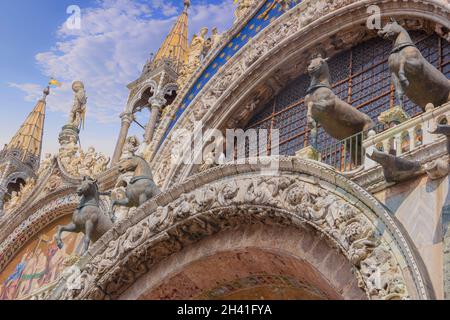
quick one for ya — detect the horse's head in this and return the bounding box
[307,54,329,78]
[77,176,98,196]
[118,157,138,174]
[378,18,403,40]
[429,124,450,137]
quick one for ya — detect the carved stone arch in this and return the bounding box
[151,0,450,189]
[50,159,434,300]
[162,83,178,96]
[2,171,30,188]
[126,79,158,114]
[1,171,31,207]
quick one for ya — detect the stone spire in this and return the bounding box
[0,86,49,216]
[153,0,190,73]
[5,86,49,166]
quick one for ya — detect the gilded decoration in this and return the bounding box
[0,216,83,300]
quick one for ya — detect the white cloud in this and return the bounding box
[11,0,234,155]
[8,83,44,102]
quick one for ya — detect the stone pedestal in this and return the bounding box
[295,146,320,161]
[58,125,80,148]
[425,158,449,180]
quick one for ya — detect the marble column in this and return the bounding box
[144,96,166,144]
[112,112,134,165]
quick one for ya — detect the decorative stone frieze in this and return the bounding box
[49,159,432,300]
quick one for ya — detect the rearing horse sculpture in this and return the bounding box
[305,54,374,148]
[55,176,113,255]
[112,154,161,209]
[378,18,450,110]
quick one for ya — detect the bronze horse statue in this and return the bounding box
[112,154,161,209]
[305,54,374,149]
[55,176,113,255]
[378,19,450,110]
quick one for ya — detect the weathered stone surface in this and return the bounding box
[48,160,431,300]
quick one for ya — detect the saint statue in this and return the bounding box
[187,27,209,66]
[179,27,210,87]
[211,28,223,49]
[38,153,53,176]
[68,81,87,130]
[5,191,20,212]
[234,0,256,21]
[121,136,141,160]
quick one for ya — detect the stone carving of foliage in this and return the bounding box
[55,175,410,300]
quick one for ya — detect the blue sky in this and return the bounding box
[0,0,234,157]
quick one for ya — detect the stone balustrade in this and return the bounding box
[363,102,450,171]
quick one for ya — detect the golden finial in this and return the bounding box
[153,0,190,72]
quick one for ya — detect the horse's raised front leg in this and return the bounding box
[56,223,77,249]
[392,72,405,108]
[112,198,130,209]
[82,220,94,255]
[398,56,409,88]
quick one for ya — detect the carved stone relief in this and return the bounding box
[50,160,430,300]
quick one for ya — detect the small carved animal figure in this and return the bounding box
[367,149,423,182]
[378,19,450,110]
[305,54,374,148]
[55,176,113,255]
[426,124,450,179]
[429,124,450,154]
[111,154,161,209]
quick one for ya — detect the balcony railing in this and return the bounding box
[314,102,450,173]
[363,102,450,171]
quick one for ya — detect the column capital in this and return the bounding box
[120,112,135,124]
[148,96,167,109]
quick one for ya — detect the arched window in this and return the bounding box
[401,131,411,154]
[414,125,423,147]
[375,142,384,152]
[438,116,448,125]
[244,31,449,159]
[4,178,25,204]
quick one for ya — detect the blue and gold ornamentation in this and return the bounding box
[160,0,301,147]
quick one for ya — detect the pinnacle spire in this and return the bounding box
[6,86,49,163]
[153,0,190,73]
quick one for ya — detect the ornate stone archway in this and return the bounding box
[50,159,434,300]
[121,224,367,300]
[149,0,450,189]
